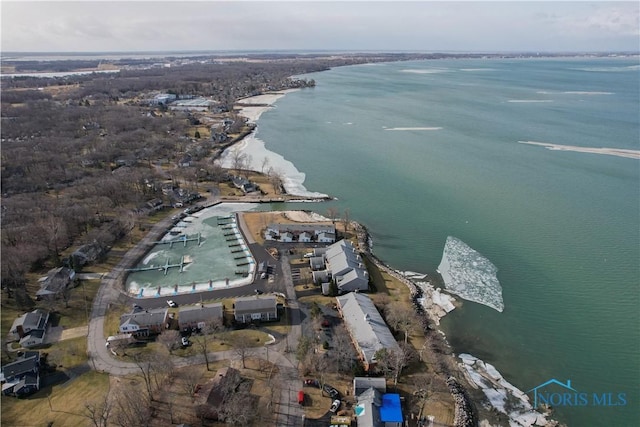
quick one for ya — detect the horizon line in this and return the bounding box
[2,49,639,56]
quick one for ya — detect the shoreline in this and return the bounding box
[220,89,331,199]
[221,84,558,426]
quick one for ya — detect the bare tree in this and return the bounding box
[228,333,254,369]
[179,365,203,396]
[230,148,248,174]
[132,352,174,401]
[113,386,151,427]
[386,302,418,345]
[218,391,256,426]
[84,394,113,427]
[191,318,225,371]
[342,208,351,234]
[133,354,155,401]
[261,156,270,174]
[375,342,416,386]
[267,167,284,194]
[326,207,339,226]
[331,324,357,374]
[157,329,181,354]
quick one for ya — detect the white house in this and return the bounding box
[234,296,278,323]
[264,223,336,243]
[119,308,168,336]
[336,292,400,372]
[315,239,369,293]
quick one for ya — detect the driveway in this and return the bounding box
[44,325,88,344]
[85,203,305,426]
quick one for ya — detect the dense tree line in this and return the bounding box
[1,53,435,298]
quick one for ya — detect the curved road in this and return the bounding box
[86,203,304,425]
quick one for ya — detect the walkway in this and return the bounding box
[85,203,305,426]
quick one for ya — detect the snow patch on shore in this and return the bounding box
[219,133,328,198]
[437,236,504,312]
[459,353,550,426]
[221,91,329,198]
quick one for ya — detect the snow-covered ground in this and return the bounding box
[459,353,551,427]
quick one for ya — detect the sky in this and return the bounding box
[1,1,639,53]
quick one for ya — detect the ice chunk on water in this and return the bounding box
[437,236,504,312]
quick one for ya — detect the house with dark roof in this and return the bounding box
[119,308,168,336]
[36,267,76,299]
[336,292,400,372]
[1,352,41,397]
[231,176,259,194]
[9,309,49,342]
[178,303,224,331]
[234,295,277,323]
[71,240,106,268]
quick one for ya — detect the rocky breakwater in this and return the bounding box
[447,376,477,427]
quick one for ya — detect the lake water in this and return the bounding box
[125,203,257,296]
[251,57,639,426]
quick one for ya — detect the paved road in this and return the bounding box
[85,202,306,425]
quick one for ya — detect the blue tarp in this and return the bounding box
[380,393,403,422]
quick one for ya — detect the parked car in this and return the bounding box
[330,399,341,413]
[303,379,320,388]
[298,391,305,406]
[323,384,340,399]
[167,300,177,307]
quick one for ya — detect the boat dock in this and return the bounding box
[125,256,192,275]
[152,233,202,248]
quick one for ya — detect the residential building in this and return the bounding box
[355,387,404,427]
[19,329,46,348]
[231,176,259,194]
[315,240,369,293]
[119,308,169,336]
[149,93,177,105]
[264,223,336,243]
[336,292,400,372]
[0,352,41,397]
[178,303,224,331]
[353,377,387,396]
[36,267,76,299]
[169,98,214,112]
[9,309,49,341]
[234,295,277,323]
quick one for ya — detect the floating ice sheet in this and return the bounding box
[437,236,504,312]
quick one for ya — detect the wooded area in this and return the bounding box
[0,52,435,305]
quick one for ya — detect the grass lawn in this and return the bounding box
[56,280,100,329]
[46,336,88,370]
[102,302,129,339]
[1,371,110,427]
[301,371,355,420]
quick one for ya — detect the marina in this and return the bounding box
[125,204,258,297]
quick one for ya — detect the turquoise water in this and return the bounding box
[256,58,639,425]
[125,203,256,295]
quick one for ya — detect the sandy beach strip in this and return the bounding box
[519,140,640,160]
[235,89,300,122]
